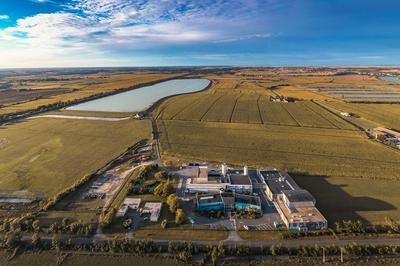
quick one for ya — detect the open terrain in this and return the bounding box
[0,72,180,116]
[0,118,151,198]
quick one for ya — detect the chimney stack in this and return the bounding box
[221,163,227,176]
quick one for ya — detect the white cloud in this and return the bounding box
[0,0,278,67]
[0,15,9,20]
[359,55,384,60]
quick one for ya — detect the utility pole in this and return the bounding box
[340,247,344,263]
[322,247,326,263]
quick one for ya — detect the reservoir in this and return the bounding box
[379,76,400,83]
[67,78,210,112]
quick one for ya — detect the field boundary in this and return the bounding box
[199,93,226,121]
[229,94,242,123]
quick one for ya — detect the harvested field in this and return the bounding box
[0,88,72,106]
[0,118,151,197]
[325,101,400,130]
[174,93,224,121]
[202,93,239,122]
[258,98,299,126]
[0,72,180,115]
[283,102,335,128]
[231,94,262,124]
[158,120,400,180]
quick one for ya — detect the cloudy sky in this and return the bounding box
[0,0,399,68]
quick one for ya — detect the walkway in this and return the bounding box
[29,114,130,121]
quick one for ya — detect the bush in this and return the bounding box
[175,209,186,225]
[166,193,179,213]
[161,219,168,229]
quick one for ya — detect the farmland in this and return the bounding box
[324,101,400,130]
[0,72,180,115]
[0,118,151,198]
[156,91,355,129]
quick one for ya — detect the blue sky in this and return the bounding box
[0,0,399,67]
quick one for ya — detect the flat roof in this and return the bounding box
[265,174,300,195]
[229,174,251,185]
[235,193,261,206]
[260,169,281,180]
[282,189,315,203]
[276,197,326,224]
[197,194,223,205]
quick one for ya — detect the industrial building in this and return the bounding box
[186,164,253,194]
[196,192,261,213]
[260,169,327,231]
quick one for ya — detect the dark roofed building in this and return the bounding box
[264,173,300,201]
[229,174,251,185]
[227,173,252,193]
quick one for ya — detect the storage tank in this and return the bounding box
[244,165,248,175]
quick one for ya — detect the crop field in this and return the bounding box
[202,93,240,122]
[157,120,400,223]
[258,98,299,126]
[325,101,400,130]
[156,90,355,130]
[173,93,225,121]
[158,120,400,179]
[0,118,151,197]
[0,72,180,115]
[230,94,262,124]
[0,88,73,106]
[272,85,331,100]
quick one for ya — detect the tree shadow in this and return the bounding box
[289,172,396,225]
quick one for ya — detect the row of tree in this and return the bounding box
[3,235,400,264]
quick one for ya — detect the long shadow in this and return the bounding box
[290,172,396,225]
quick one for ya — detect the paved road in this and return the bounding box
[29,114,131,121]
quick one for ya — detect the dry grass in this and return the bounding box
[0,118,151,197]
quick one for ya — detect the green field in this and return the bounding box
[0,118,151,198]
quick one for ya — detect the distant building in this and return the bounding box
[340,112,351,117]
[370,127,400,148]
